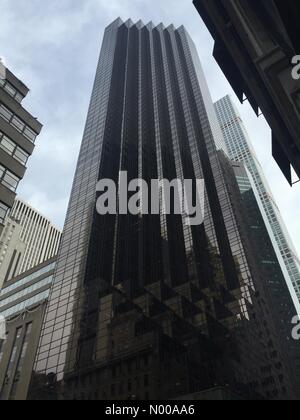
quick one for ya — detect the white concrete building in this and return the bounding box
[0,198,61,288]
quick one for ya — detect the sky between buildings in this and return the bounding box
[0,0,299,256]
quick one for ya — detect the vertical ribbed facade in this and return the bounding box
[29,20,296,400]
[215,95,300,303]
[0,198,61,285]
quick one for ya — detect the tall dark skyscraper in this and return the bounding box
[29,19,297,400]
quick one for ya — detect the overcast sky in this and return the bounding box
[0,0,299,257]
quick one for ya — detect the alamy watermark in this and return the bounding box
[292,316,300,340]
[0,315,6,341]
[292,55,300,80]
[96,171,205,226]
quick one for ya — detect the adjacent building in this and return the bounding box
[28,19,298,400]
[0,198,61,288]
[218,155,300,394]
[0,66,42,235]
[193,0,300,185]
[0,257,56,400]
[215,95,300,302]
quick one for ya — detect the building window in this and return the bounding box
[1,327,22,396]
[0,289,50,319]
[0,165,20,192]
[11,116,25,133]
[5,84,16,98]
[0,134,15,154]
[23,127,36,143]
[0,275,53,309]
[0,334,7,364]
[15,93,23,103]
[0,104,13,122]
[9,322,32,399]
[0,131,30,166]
[0,202,9,224]
[0,78,24,103]
[0,103,37,143]
[14,147,29,165]
[0,263,56,297]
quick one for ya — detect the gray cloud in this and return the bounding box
[0,0,299,257]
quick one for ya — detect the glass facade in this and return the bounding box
[29,19,297,400]
[0,260,55,319]
[215,95,300,303]
[0,258,56,400]
[0,277,53,311]
[0,263,56,297]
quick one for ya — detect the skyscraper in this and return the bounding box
[29,19,297,400]
[0,198,61,288]
[214,95,300,303]
[0,67,42,236]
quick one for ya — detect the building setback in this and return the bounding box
[0,257,56,400]
[0,198,61,288]
[193,0,300,186]
[0,66,42,235]
[28,19,298,400]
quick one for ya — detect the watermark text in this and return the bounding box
[292,55,300,80]
[292,315,300,340]
[96,172,205,226]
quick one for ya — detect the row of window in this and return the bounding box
[0,164,20,192]
[0,322,33,399]
[0,290,50,319]
[1,327,22,396]
[0,262,56,297]
[0,131,29,165]
[0,275,53,309]
[9,323,32,399]
[0,78,24,103]
[0,201,9,225]
[0,103,37,143]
